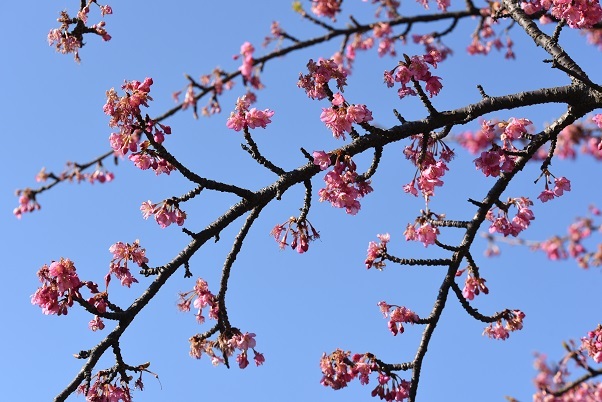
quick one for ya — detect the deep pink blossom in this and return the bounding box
[386,305,420,336]
[226,96,274,131]
[581,325,602,363]
[462,275,489,300]
[365,233,390,269]
[310,0,342,20]
[140,200,187,228]
[31,258,82,316]
[318,156,372,214]
[483,310,525,340]
[404,221,439,247]
[312,151,332,170]
[487,197,534,237]
[270,217,320,253]
[298,58,347,100]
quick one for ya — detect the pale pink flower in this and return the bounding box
[245,108,274,129]
[346,104,373,124]
[553,177,571,196]
[320,107,351,139]
[537,189,556,203]
[88,316,105,331]
[311,0,342,20]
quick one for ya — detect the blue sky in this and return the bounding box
[2,1,601,401]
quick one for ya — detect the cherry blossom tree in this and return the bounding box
[14,0,602,401]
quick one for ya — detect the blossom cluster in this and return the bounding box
[107,240,148,288]
[365,233,390,269]
[472,117,533,177]
[402,134,454,199]
[309,0,342,20]
[581,324,602,363]
[532,349,602,401]
[48,3,113,62]
[226,96,274,131]
[87,293,108,331]
[483,309,525,340]
[177,278,219,324]
[140,199,187,228]
[320,349,411,401]
[77,370,141,402]
[104,78,174,173]
[233,42,262,90]
[404,220,440,247]
[537,176,571,202]
[30,163,114,191]
[298,58,348,100]
[377,302,420,336]
[463,115,602,161]
[189,331,264,369]
[487,197,535,237]
[462,275,489,300]
[320,93,373,139]
[556,118,602,160]
[522,0,602,29]
[317,154,373,215]
[270,217,320,253]
[383,52,443,99]
[127,139,176,175]
[460,118,529,161]
[466,7,515,59]
[31,258,83,315]
[13,189,41,219]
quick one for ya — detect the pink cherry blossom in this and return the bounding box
[462,275,489,300]
[404,221,439,247]
[31,258,82,316]
[318,156,372,215]
[310,0,342,20]
[483,310,525,340]
[13,189,41,219]
[365,233,390,269]
[88,315,105,331]
[108,240,147,288]
[140,200,187,228]
[537,189,556,203]
[487,197,534,237]
[312,150,332,170]
[270,217,320,253]
[581,325,602,363]
[553,176,571,196]
[226,96,274,131]
[298,58,347,100]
